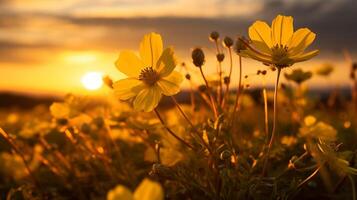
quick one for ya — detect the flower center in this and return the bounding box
[271,45,290,67]
[139,67,160,85]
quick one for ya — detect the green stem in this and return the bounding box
[349,175,356,200]
[232,55,242,122]
[154,108,194,150]
[170,96,212,154]
[222,48,233,108]
[262,68,281,176]
[199,67,218,119]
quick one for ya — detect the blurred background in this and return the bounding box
[0,0,356,98]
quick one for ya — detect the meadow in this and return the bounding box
[1,14,357,200]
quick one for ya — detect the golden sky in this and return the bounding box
[0,0,356,96]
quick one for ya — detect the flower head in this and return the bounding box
[113,33,183,112]
[284,68,312,84]
[241,15,319,68]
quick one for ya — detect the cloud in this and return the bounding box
[0,0,357,65]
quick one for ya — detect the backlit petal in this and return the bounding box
[290,50,319,63]
[156,47,177,77]
[140,32,163,67]
[113,78,145,100]
[241,49,273,64]
[157,71,183,96]
[133,85,162,112]
[115,51,145,77]
[272,15,294,46]
[288,28,316,55]
[133,179,164,200]
[248,21,273,53]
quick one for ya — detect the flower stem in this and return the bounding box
[153,108,194,150]
[170,96,212,153]
[232,55,242,121]
[349,175,356,200]
[262,67,281,176]
[0,128,40,188]
[263,86,269,144]
[199,67,218,119]
[297,165,322,188]
[222,47,233,108]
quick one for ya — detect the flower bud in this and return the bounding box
[353,63,357,71]
[185,74,191,80]
[234,36,247,54]
[261,70,267,75]
[209,31,219,41]
[192,48,205,67]
[216,53,225,62]
[103,75,113,89]
[223,36,233,48]
[198,85,207,93]
[224,76,230,84]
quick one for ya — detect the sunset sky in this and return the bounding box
[1,0,356,96]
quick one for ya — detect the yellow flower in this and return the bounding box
[113,33,183,112]
[107,178,163,200]
[299,116,337,141]
[242,15,319,68]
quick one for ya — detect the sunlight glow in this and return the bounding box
[81,72,103,90]
[65,53,98,63]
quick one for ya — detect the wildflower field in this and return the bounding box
[1,14,357,200]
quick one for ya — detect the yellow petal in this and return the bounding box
[157,71,183,96]
[272,15,294,46]
[113,78,145,100]
[115,51,145,77]
[133,85,162,112]
[288,28,316,55]
[241,49,273,64]
[133,179,164,200]
[290,50,319,63]
[140,32,163,67]
[248,21,273,53]
[107,185,134,200]
[156,47,177,77]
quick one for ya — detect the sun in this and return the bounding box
[81,72,103,90]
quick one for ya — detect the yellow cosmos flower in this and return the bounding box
[113,33,183,112]
[242,15,319,68]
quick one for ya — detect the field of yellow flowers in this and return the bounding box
[1,15,357,200]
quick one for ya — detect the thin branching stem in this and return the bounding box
[170,96,212,154]
[349,175,356,200]
[199,67,218,119]
[154,108,194,150]
[222,47,233,108]
[262,67,281,176]
[297,165,322,188]
[232,55,243,122]
[0,128,40,188]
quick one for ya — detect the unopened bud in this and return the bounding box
[216,53,225,62]
[185,74,191,80]
[224,76,230,84]
[192,48,205,67]
[198,85,207,93]
[103,75,113,89]
[209,31,219,41]
[234,37,247,54]
[261,70,267,75]
[223,36,233,48]
[353,63,357,71]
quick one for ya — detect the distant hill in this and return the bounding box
[0,87,352,109]
[0,92,60,109]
